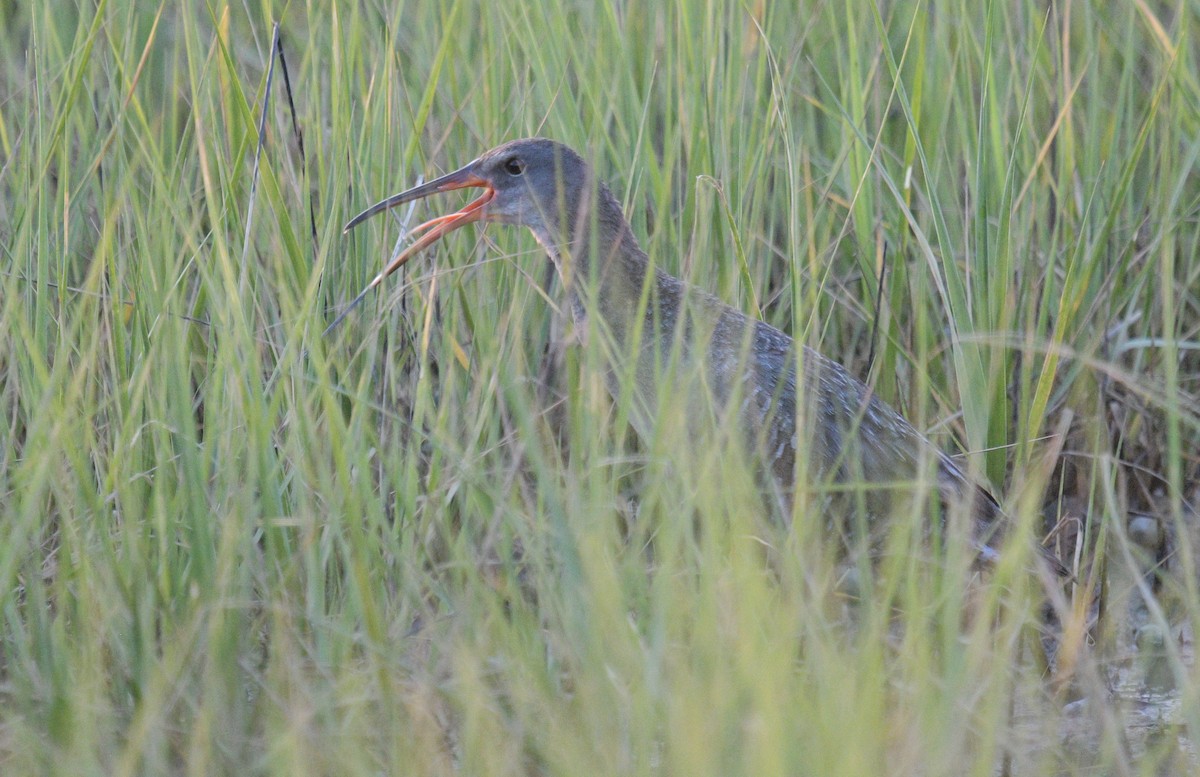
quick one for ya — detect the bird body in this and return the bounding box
[342,138,1013,559]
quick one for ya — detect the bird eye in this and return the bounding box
[504,158,525,176]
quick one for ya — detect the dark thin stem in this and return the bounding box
[865,241,890,372]
[274,30,319,257]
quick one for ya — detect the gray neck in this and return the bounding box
[529,182,681,348]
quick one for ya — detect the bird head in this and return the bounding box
[342,137,591,287]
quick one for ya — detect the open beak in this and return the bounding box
[345,161,494,286]
[327,162,493,336]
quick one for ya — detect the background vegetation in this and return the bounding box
[1,0,1198,774]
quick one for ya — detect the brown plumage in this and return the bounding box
[341,137,1046,568]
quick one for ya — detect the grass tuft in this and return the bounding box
[1,1,1197,774]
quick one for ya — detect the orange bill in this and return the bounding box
[327,163,492,336]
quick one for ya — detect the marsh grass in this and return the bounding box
[2,1,1198,774]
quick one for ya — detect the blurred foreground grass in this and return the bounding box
[1,1,1198,774]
